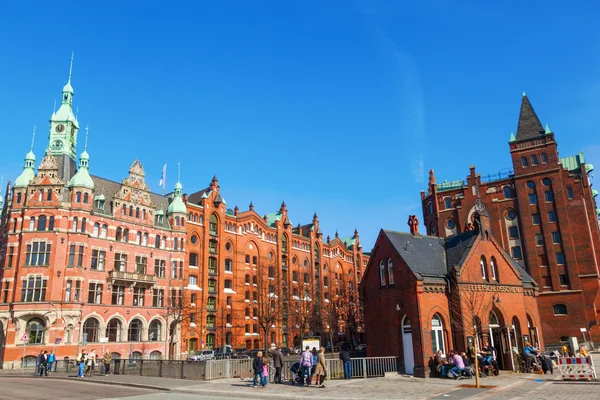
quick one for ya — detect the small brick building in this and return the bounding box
[361,207,542,378]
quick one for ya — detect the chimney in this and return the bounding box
[408,215,420,235]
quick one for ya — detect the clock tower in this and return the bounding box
[48,52,79,181]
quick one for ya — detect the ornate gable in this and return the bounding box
[30,152,64,186]
[113,160,155,209]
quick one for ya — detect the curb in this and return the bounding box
[55,376,173,391]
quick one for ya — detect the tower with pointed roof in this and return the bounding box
[48,52,79,181]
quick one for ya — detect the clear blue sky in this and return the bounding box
[1,1,599,251]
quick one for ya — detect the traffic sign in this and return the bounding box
[99,338,109,343]
[21,333,29,342]
[54,337,62,344]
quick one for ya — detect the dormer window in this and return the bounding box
[96,199,105,210]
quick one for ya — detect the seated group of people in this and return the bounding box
[434,349,472,379]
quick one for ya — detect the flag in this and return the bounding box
[159,164,167,189]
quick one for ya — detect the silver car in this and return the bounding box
[188,350,215,362]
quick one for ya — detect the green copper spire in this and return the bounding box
[68,126,94,189]
[14,127,37,188]
[167,163,186,214]
[509,132,516,142]
[545,124,552,134]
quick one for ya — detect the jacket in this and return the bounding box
[37,353,47,366]
[300,350,313,367]
[314,353,327,375]
[103,353,112,364]
[253,356,264,373]
[272,350,284,368]
[339,350,351,363]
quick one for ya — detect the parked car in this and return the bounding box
[281,347,292,356]
[187,350,215,362]
[233,348,250,359]
[214,346,234,360]
[355,344,367,351]
[248,349,261,358]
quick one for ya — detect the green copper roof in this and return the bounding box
[265,211,283,227]
[226,208,236,216]
[559,152,585,172]
[586,163,594,174]
[167,181,186,214]
[94,193,105,201]
[14,150,36,188]
[592,189,598,198]
[597,208,600,216]
[509,132,516,142]
[545,124,552,134]
[69,151,94,189]
[437,179,465,192]
[341,236,356,248]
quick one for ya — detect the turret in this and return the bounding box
[167,167,187,230]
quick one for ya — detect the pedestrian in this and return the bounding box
[252,351,265,387]
[310,347,318,384]
[299,346,313,386]
[85,349,96,377]
[37,350,48,376]
[103,351,112,376]
[77,350,86,378]
[47,350,56,374]
[262,356,270,386]
[36,350,44,376]
[272,346,284,384]
[314,347,327,388]
[339,345,352,380]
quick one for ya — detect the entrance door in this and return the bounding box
[402,316,414,374]
[490,327,504,370]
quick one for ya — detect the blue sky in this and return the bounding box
[1,1,599,251]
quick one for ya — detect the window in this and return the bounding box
[26,241,51,266]
[281,234,288,253]
[29,217,35,231]
[106,319,122,342]
[511,246,522,259]
[531,155,538,165]
[16,192,22,203]
[88,283,103,304]
[207,296,216,310]
[189,253,198,267]
[480,256,488,280]
[114,253,127,272]
[65,280,72,302]
[556,252,565,265]
[27,318,45,344]
[252,255,257,265]
[48,217,54,231]
[505,209,517,220]
[6,247,14,268]
[490,257,498,282]
[548,210,557,223]
[553,304,568,316]
[188,275,198,286]
[528,193,537,205]
[142,232,148,246]
[161,236,166,249]
[135,256,147,274]
[80,218,86,233]
[431,315,445,355]
[208,257,217,274]
[427,202,433,214]
[21,277,47,302]
[224,279,232,289]
[323,276,328,287]
[136,232,142,245]
[527,181,535,189]
[155,235,161,248]
[303,273,309,283]
[93,223,100,237]
[83,192,89,203]
[567,187,574,199]
[209,214,218,235]
[532,213,541,225]
[292,271,298,282]
[116,228,122,242]
[521,157,529,167]
[2,281,10,303]
[560,274,570,286]
[148,320,161,341]
[207,315,216,328]
[446,219,456,229]
[552,231,561,244]
[152,289,164,307]
[379,260,386,286]
[535,234,544,246]
[444,197,452,209]
[208,240,217,253]
[76,192,82,202]
[97,198,105,210]
[90,250,106,271]
[129,206,133,217]
[83,318,100,342]
[37,215,47,231]
[268,267,275,278]
[128,319,143,341]
[387,259,394,285]
[123,229,129,242]
[111,285,125,305]
[67,245,84,267]
[508,226,519,239]
[154,259,165,278]
[245,254,250,264]
[224,259,232,272]
[545,191,554,202]
[208,279,217,292]
[541,153,548,163]
[133,287,145,306]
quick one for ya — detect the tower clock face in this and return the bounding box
[56,124,65,133]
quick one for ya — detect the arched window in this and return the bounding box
[93,223,100,237]
[480,256,488,281]
[149,320,162,341]
[379,260,386,286]
[431,314,445,355]
[553,304,568,316]
[72,217,78,232]
[128,319,143,341]
[541,153,548,163]
[503,186,512,199]
[136,207,140,218]
[136,232,142,245]
[101,224,108,239]
[39,189,44,201]
[83,318,100,342]
[116,228,122,242]
[83,192,89,203]
[444,197,452,209]
[81,217,86,233]
[155,235,161,248]
[27,318,45,344]
[76,191,82,202]
[149,351,162,360]
[129,206,133,217]
[161,236,166,249]
[47,189,52,201]
[174,238,178,250]
[16,192,22,204]
[123,229,129,242]
[143,232,148,246]
[131,351,142,360]
[48,216,54,231]
[122,204,126,215]
[209,214,218,236]
[281,234,288,253]
[142,209,146,220]
[29,217,35,231]
[37,215,47,231]
[428,202,433,214]
[387,258,394,285]
[106,319,122,342]
[521,157,529,167]
[512,316,523,352]
[490,257,499,282]
[531,155,538,165]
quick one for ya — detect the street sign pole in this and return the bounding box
[21,340,26,375]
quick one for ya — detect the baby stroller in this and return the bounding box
[290,362,304,385]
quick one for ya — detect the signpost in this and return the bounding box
[100,337,109,357]
[580,328,588,348]
[20,333,29,375]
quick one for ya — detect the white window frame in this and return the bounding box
[379,260,386,286]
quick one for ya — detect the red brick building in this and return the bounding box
[420,94,600,346]
[0,73,187,367]
[361,209,542,377]
[180,178,368,356]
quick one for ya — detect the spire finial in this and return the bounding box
[53,99,56,114]
[30,125,36,151]
[522,91,527,97]
[84,125,89,150]
[76,106,79,120]
[68,51,74,83]
[545,124,552,134]
[177,162,181,182]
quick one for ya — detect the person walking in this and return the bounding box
[272,346,284,384]
[339,346,352,380]
[314,347,328,388]
[103,351,112,376]
[47,350,56,374]
[299,346,314,386]
[36,350,44,376]
[310,347,318,384]
[85,349,96,377]
[252,351,265,388]
[77,350,86,378]
[262,356,270,387]
[37,350,48,376]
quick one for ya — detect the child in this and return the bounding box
[262,357,269,386]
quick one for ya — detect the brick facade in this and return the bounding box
[420,95,600,346]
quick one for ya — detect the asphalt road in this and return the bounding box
[0,377,156,400]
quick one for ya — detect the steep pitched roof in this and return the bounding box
[516,94,545,140]
[444,231,478,269]
[187,188,210,205]
[383,230,447,278]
